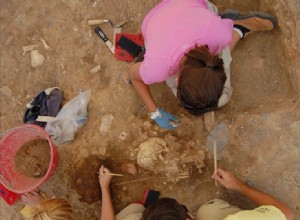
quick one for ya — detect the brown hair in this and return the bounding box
[177,45,226,115]
[142,198,187,220]
[26,198,73,220]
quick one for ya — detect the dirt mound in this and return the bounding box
[14,139,50,178]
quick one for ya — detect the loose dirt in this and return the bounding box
[0,0,299,219]
[14,139,50,178]
[70,155,104,205]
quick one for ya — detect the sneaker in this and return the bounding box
[221,10,277,38]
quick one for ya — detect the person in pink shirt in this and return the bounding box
[129,0,277,130]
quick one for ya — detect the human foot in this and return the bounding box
[221,10,277,38]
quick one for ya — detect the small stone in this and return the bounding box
[31,50,44,67]
[76,178,82,184]
[0,86,12,98]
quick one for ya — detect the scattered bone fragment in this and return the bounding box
[40,38,51,50]
[136,136,206,182]
[99,114,114,135]
[23,45,38,53]
[137,138,168,170]
[31,50,44,67]
[90,65,101,74]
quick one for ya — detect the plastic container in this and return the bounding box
[0,124,59,194]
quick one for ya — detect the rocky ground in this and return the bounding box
[0,0,299,219]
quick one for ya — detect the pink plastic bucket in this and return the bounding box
[0,124,58,194]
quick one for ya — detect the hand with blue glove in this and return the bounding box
[150,108,179,130]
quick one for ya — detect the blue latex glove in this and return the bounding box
[150,108,179,130]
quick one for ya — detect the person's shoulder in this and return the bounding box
[223,205,287,220]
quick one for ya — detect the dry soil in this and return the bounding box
[0,0,299,219]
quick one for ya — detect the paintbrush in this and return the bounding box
[213,140,217,187]
[97,172,124,177]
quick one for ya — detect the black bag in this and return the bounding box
[23,87,63,127]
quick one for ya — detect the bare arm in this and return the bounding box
[99,165,115,220]
[213,168,294,220]
[129,62,157,112]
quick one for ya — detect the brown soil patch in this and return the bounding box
[70,155,104,204]
[14,139,50,178]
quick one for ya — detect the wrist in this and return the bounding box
[235,181,248,193]
[149,108,162,119]
[101,185,110,192]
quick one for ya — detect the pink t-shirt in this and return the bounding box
[140,0,233,84]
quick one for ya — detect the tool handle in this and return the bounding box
[0,183,19,205]
[95,27,108,42]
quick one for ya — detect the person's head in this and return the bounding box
[26,198,73,220]
[142,197,189,220]
[177,45,226,115]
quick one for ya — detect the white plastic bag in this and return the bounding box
[45,89,91,145]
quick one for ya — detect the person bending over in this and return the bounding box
[129,0,277,130]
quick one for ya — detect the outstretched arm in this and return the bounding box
[129,62,157,112]
[129,62,179,130]
[212,168,294,220]
[99,165,115,220]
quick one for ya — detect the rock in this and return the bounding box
[120,163,138,174]
[31,50,44,67]
[0,86,12,98]
[99,114,114,135]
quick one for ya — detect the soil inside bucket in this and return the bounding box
[14,139,50,178]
